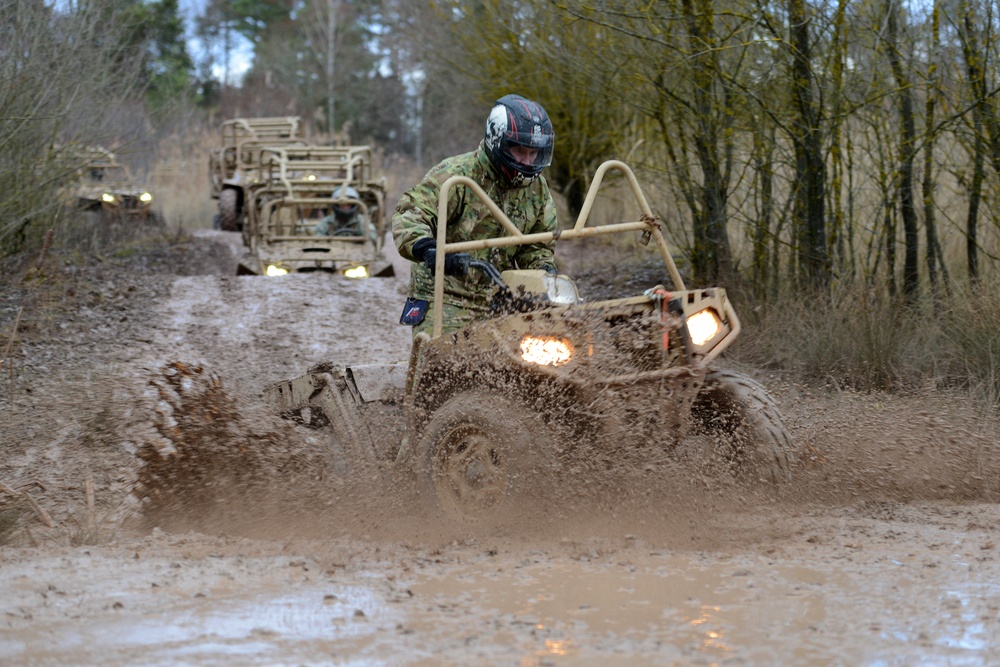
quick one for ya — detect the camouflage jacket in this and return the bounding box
[393,143,557,310]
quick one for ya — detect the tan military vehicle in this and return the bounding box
[208,116,306,231]
[71,146,158,223]
[236,144,394,278]
[135,162,791,530]
[263,160,793,527]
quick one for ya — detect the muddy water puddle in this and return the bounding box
[4,586,398,666]
[0,552,403,667]
[407,552,997,665]
[3,522,998,667]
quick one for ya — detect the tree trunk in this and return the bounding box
[788,0,829,288]
[752,119,775,297]
[680,0,733,283]
[960,6,985,281]
[923,1,941,293]
[885,0,919,301]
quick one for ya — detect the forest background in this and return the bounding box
[2,0,1000,406]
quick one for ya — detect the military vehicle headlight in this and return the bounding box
[344,265,368,278]
[266,264,289,276]
[140,192,153,203]
[686,309,721,346]
[520,336,574,367]
[102,193,116,203]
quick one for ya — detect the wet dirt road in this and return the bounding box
[3,501,999,666]
[1,231,999,665]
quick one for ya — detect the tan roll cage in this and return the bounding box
[430,160,688,338]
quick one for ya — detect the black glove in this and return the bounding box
[411,237,470,277]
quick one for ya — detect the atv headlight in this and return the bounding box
[140,192,153,203]
[102,193,116,203]
[266,264,289,276]
[543,274,582,305]
[520,336,574,367]
[686,308,721,346]
[344,265,368,279]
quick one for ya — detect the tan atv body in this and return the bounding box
[265,160,793,527]
[208,117,306,231]
[236,145,393,278]
[70,146,158,223]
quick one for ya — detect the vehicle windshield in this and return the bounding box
[83,165,129,184]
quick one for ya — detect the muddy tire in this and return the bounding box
[416,391,554,529]
[217,188,240,231]
[689,370,793,483]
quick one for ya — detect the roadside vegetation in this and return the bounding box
[2,0,1000,407]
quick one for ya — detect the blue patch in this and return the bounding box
[399,298,429,326]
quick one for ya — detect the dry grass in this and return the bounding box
[734,277,1000,405]
[150,126,218,230]
[936,284,1000,402]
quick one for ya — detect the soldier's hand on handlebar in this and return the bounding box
[411,237,470,277]
[423,248,471,277]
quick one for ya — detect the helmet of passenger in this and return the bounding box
[333,185,360,221]
[483,94,554,188]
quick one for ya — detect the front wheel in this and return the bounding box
[217,188,240,231]
[415,391,554,530]
[688,370,793,483]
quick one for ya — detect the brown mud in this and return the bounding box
[1,229,998,665]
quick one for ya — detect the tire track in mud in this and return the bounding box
[151,273,413,391]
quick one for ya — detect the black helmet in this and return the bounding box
[484,94,554,188]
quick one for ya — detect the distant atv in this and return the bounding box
[208,116,305,231]
[236,145,394,278]
[71,147,158,223]
[265,160,793,527]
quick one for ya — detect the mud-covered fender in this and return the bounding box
[265,363,407,476]
[265,362,406,417]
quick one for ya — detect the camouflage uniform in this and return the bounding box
[393,141,557,336]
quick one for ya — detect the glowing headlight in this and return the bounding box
[140,192,153,203]
[520,336,574,366]
[344,265,368,278]
[266,264,289,276]
[686,309,721,346]
[102,193,116,203]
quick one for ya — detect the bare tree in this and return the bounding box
[883,0,920,300]
[0,0,147,253]
[922,0,945,294]
[787,0,830,288]
[955,0,988,281]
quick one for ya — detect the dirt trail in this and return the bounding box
[1,230,999,666]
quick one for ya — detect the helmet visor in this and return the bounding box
[506,141,553,170]
[503,129,554,176]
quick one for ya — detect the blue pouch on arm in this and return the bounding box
[399,298,429,326]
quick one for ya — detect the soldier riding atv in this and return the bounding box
[137,158,793,531]
[263,159,793,528]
